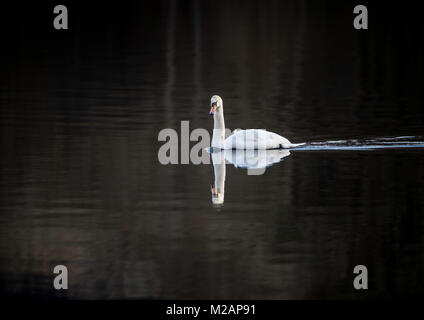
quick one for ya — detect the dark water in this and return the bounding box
[1,1,424,299]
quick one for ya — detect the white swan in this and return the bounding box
[209,95,304,149]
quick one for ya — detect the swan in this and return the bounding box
[209,95,304,150]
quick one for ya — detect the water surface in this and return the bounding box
[1,1,424,299]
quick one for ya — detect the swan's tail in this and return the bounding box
[289,142,306,148]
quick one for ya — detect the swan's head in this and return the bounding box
[211,184,224,206]
[209,95,223,115]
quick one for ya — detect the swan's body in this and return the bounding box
[209,95,303,149]
[222,129,295,149]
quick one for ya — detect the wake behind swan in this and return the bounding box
[291,136,424,151]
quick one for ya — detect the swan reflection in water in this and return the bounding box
[208,148,291,207]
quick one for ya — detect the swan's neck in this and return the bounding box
[212,108,225,149]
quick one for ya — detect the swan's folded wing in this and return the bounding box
[224,129,273,149]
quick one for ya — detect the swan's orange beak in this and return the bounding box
[211,185,218,196]
[209,104,216,115]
